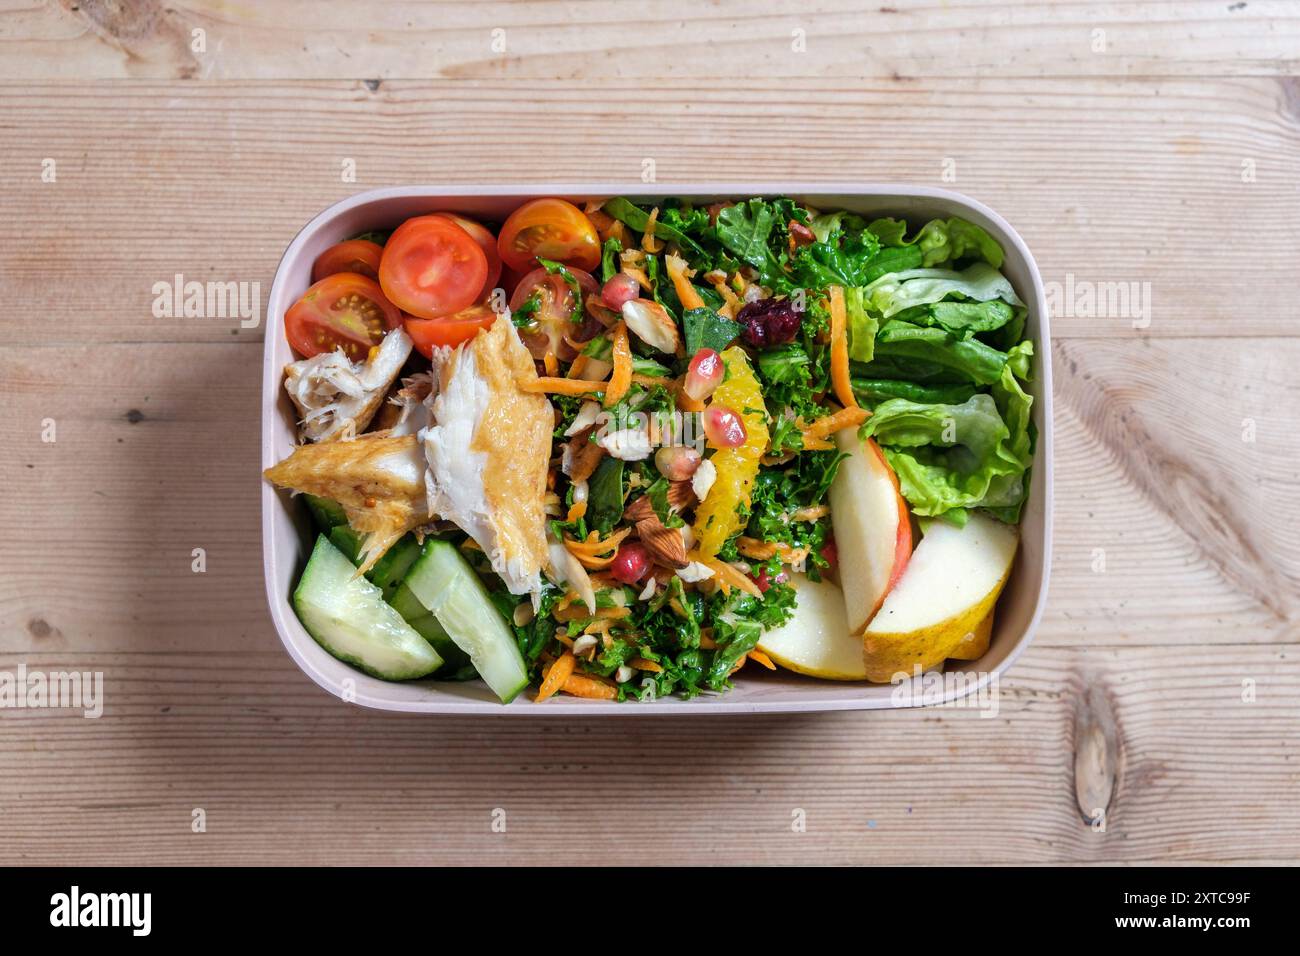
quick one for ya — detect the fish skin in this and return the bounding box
[263,433,427,572]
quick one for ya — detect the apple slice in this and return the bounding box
[861,512,1018,682]
[828,432,912,633]
[755,574,866,680]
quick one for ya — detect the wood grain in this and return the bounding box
[2,0,1298,868]
[2,1,1297,80]
[3,337,1296,658]
[1,644,1295,865]
[1,77,1297,345]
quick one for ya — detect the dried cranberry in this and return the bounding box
[737,297,802,348]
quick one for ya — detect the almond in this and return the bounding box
[623,481,696,522]
[635,516,688,570]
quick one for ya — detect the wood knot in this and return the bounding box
[1072,680,1119,829]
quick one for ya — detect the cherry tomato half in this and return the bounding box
[379,216,487,319]
[509,266,599,360]
[428,213,502,301]
[404,303,500,355]
[284,272,403,360]
[497,198,601,273]
[311,239,383,282]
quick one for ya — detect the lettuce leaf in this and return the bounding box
[845,286,878,363]
[864,342,1034,521]
[864,262,1023,319]
[892,299,1015,338]
[850,377,978,406]
[915,218,1004,268]
[871,320,1009,386]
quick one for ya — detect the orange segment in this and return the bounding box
[692,347,769,559]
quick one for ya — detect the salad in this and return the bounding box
[264,196,1035,703]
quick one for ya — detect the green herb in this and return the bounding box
[683,307,739,355]
[585,457,626,533]
[537,257,585,322]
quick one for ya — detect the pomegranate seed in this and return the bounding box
[753,566,789,593]
[654,445,701,481]
[610,541,650,584]
[703,404,747,449]
[601,274,640,310]
[820,537,838,570]
[684,348,724,402]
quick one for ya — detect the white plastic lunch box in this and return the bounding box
[261,184,1053,715]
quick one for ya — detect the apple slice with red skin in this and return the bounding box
[828,431,914,633]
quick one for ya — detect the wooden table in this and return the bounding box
[2,1,1297,865]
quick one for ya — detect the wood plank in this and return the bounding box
[2,1,1297,80]
[1,643,1295,865]
[2,337,1297,654]
[1,77,1297,345]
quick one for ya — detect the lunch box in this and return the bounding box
[261,184,1053,714]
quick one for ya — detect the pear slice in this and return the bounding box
[828,433,912,634]
[756,574,866,680]
[861,512,1017,682]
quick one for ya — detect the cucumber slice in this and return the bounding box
[304,494,348,530]
[403,541,529,703]
[388,581,471,672]
[328,527,422,602]
[294,535,443,681]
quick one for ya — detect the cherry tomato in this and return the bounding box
[378,216,487,319]
[497,198,600,273]
[428,213,502,301]
[284,273,403,361]
[509,266,598,360]
[404,302,500,356]
[311,239,383,282]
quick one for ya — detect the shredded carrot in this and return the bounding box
[521,376,606,396]
[554,602,630,623]
[543,350,558,376]
[729,655,747,675]
[685,551,764,599]
[630,657,663,673]
[566,499,587,523]
[632,373,673,388]
[459,539,482,552]
[621,265,653,293]
[704,271,742,317]
[791,504,829,522]
[800,436,835,451]
[567,353,590,379]
[828,286,858,410]
[562,672,618,700]
[604,322,632,407]
[537,651,576,702]
[665,253,705,311]
[802,405,869,442]
[737,537,779,561]
[641,207,664,254]
[748,650,777,671]
[564,527,632,570]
